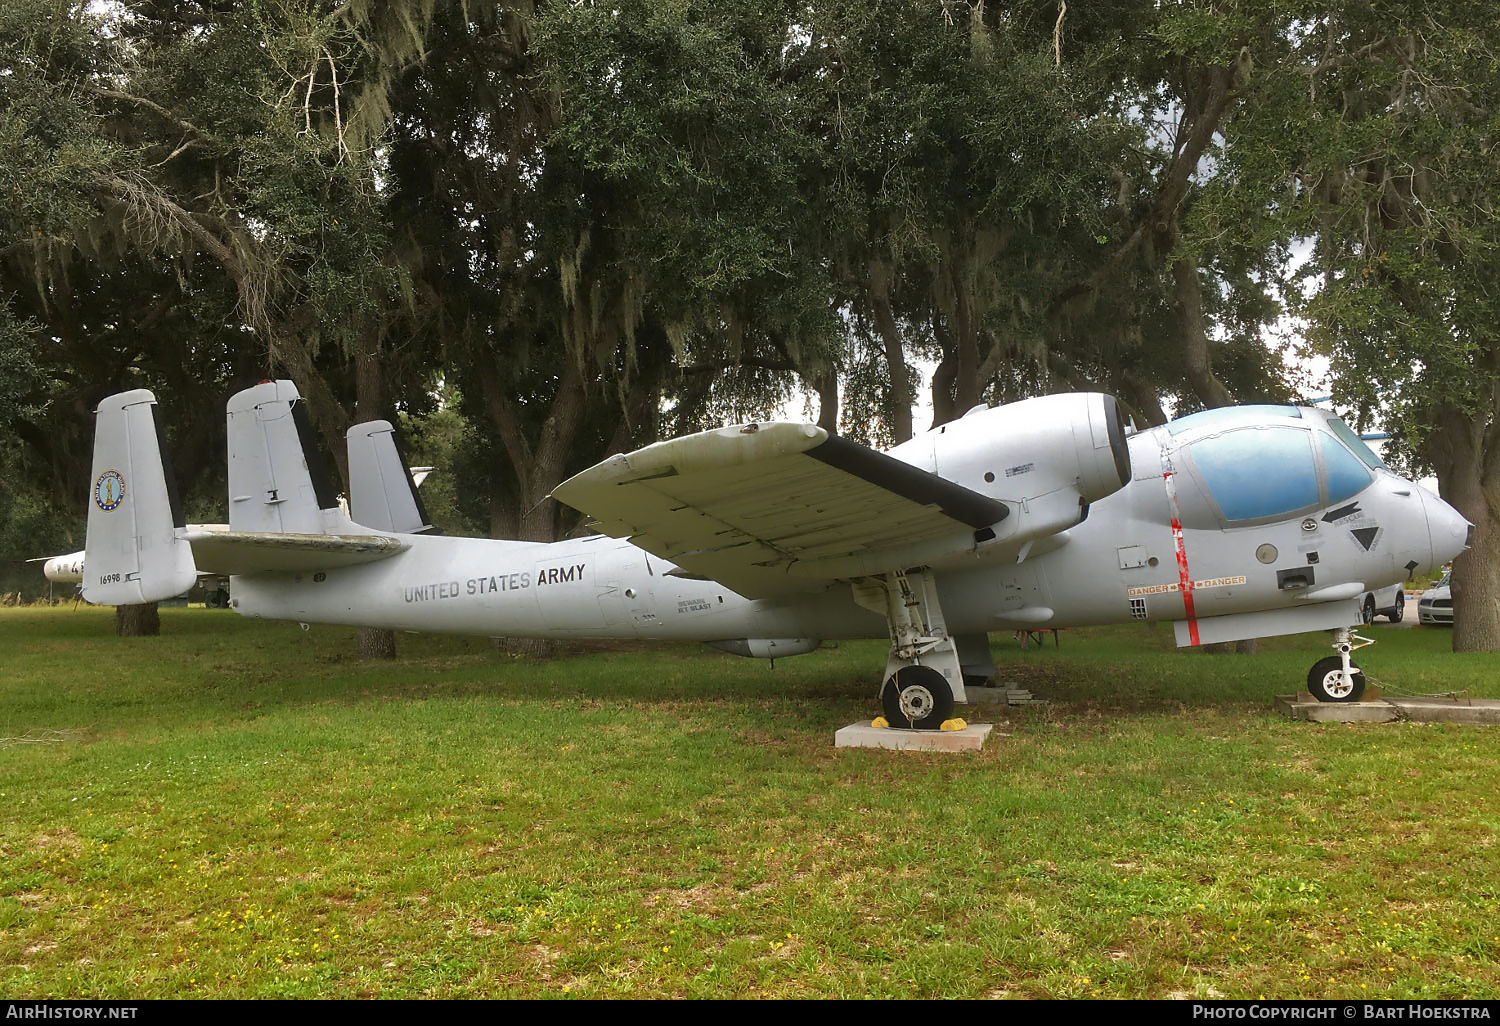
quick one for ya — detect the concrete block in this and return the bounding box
[1275,695,1500,725]
[835,721,994,752]
[1275,695,1398,722]
[962,687,1047,706]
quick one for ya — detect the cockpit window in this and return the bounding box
[1325,418,1387,469]
[1188,427,1320,521]
[1166,405,1302,436]
[1319,432,1373,503]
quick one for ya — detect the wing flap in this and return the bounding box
[186,530,408,574]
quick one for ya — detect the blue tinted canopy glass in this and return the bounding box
[1319,432,1373,503]
[1166,405,1302,436]
[1325,418,1387,469]
[1189,427,1320,521]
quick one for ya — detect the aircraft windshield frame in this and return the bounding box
[1165,405,1302,436]
[1325,417,1388,470]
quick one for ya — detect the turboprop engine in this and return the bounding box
[925,392,1130,504]
[886,392,1132,561]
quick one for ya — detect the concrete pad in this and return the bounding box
[1275,694,1500,725]
[835,721,995,752]
[961,687,1047,706]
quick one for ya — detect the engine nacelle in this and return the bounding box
[925,392,1129,503]
[707,638,821,661]
[886,392,1131,557]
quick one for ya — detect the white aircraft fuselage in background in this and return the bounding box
[41,552,85,584]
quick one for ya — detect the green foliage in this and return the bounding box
[1207,1,1500,457]
[396,397,487,538]
[3,0,1499,560]
[0,300,43,425]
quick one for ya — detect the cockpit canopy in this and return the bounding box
[1162,408,1386,527]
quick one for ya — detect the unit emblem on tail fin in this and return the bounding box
[94,470,126,512]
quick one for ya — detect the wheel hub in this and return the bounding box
[1322,670,1354,699]
[898,685,935,722]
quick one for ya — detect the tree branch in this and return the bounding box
[86,86,209,140]
[92,175,244,283]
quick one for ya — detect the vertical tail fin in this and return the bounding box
[227,380,344,534]
[347,420,435,535]
[82,390,198,605]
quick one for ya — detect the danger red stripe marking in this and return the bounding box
[1161,469,1200,646]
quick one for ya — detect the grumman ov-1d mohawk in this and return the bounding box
[83,382,1471,728]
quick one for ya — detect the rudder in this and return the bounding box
[227,380,342,534]
[347,420,435,535]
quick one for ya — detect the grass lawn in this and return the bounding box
[1,606,1497,999]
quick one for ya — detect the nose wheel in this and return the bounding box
[1307,656,1366,702]
[1306,626,1372,703]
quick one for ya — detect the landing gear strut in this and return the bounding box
[853,568,968,730]
[1306,626,1372,703]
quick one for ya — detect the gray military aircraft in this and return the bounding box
[81,381,1470,728]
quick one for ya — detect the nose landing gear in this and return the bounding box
[1306,626,1373,702]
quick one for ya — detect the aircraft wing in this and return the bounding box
[552,423,1008,599]
[186,530,408,574]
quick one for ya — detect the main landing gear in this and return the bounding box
[882,664,956,730]
[1306,625,1372,703]
[852,568,971,730]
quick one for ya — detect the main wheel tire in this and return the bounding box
[1361,596,1376,624]
[1388,592,1405,623]
[1307,655,1366,703]
[881,665,955,730]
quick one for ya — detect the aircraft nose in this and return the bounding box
[1418,485,1472,566]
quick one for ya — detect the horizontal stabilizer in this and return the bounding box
[186,530,408,574]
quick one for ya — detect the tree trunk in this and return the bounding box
[1171,255,1235,409]
[497,636,559,658]
[115,603,160,636]
[868,261,914,442]
[474,355,591,661]
[951,265,983,416]
[358,626,397,659]
[352,323,398,661]
[1451,503,1500,652]
[814,367,839,434]
[930,314,958,427]
[1427,406,1500,651]
[1119,368,1171,428]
